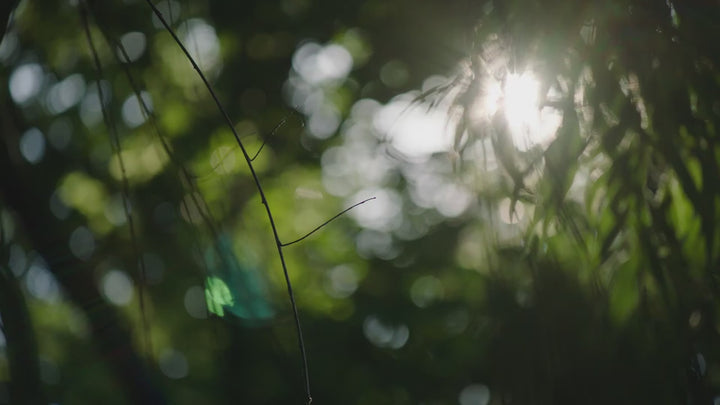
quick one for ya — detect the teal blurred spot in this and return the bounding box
[203,233,274,322]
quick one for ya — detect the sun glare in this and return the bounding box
[478,71,560,151]
[375,71,561,161]
[504,72,540,128]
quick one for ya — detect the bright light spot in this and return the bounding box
[405,170,474,217]
[363,315,410,349]
[459,384,491,405]
[19,128,46,164]
[58,172,108,220]
[324,265,359,298]
[373,95,454,158]
[9,64,44,104]
[504,72,540,127]
[209,146,237,174]
[356,229,397,259]
[181,19,221,72]
[481,80,503,117]
[292,42,353,85]
[394,217,431,241]
[25,259,61,303]
[121,91,152,128]
[421,75,448,93]
[107,141,168,183]
[503,72,542,150]
[285,41,353,139]
[320,120,394,197]
[349,188,402,232]
[351,98,382,120]
[101,270,134,306]
[283,77,312,112]
[45,74,86,115]
[117,32,147,62]
[477,72,561,151]
[159,348,189,379]
[435,183,473,217]
[79,81,111,128]
[308,105,341,139]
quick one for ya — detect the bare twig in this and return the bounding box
[282,197,376,247]
[250,117,285,161]
[95,23,221,240]
[79,3,153,360]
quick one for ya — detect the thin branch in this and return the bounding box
[249,111,305,162]
[102,30,221,237]
[250,117,285,161]
[95,24,258,336]
[282,197,376,247]
[79,3,153,360]
[207,147,236,176]
[143,2,312,402]
[255,112,306,163]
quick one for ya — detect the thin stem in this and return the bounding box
[80,3,153,360]
[97,27,221,240]
[251,117,286,161]
[282,197,376,247]
[143,1,312,402]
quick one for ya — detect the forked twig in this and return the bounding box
[250,117,285,161]
[78,2,379,402]
[142,1,319,402]
[249,110,305,162]
[282,197,376,247]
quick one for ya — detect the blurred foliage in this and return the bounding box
[0,0,719,404]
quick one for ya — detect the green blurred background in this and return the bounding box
[1,0,720,404]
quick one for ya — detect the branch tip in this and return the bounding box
[281,196,377,247]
